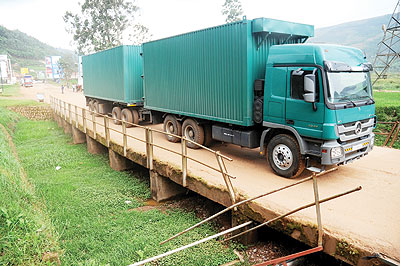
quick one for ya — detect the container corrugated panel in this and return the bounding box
[83,45,143,104]
[143,18,313,126]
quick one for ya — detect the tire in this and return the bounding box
[163,115,182,143]
[267,134,305,178]
[182,118,205,149]
[121,108,134,128]
[132,109,139,125]
[88,99,94,111]
[93,101,101,116]
[112,107,122,125]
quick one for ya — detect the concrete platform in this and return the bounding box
[51,100,400,266]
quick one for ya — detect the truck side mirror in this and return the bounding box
[303,74,316,103]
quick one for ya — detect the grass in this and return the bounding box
[0,98,238,265]
[0,84,21,97]
[0,109,59,265]
[374,91,400,108]
[372,73,400,91]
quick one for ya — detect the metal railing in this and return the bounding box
[130,167,362,266]
[375,121,400,148]
[50,96,237,204]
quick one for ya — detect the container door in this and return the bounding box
[285,67,324,139]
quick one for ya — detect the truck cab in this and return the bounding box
[261,44,375,177]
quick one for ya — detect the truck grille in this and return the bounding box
[337,118,374,142]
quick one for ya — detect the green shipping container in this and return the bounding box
[83,45,143,105]
[143,18,314,126]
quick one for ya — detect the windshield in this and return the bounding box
[327,72,373,104]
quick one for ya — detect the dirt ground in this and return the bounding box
[15,83,400,265]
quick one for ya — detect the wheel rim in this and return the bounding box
[184,125,195,141]
[272,144,293,170]
[166,121,175,134]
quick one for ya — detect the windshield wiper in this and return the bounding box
[339,96,357,107]
[360,96,375,104]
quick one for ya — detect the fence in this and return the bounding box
[49,96,237,204]
[375,121,400,148]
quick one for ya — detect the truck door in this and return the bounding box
[285,67,324,139]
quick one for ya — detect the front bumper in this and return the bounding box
[320,133,374,165]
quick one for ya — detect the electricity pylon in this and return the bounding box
[373,0,400,85]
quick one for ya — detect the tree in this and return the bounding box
[221,0,244,23]
[58,56,75,84]
[63,0,151,54]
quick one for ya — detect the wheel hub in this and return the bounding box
[185,126,195,140]
[272,144,293,170]
[166,122,174,133]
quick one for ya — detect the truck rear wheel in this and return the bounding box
[112,107,122,125]
[182,119,205,149]
[267,134,305,178]
[163,115,182,143]
[121,109,135,128]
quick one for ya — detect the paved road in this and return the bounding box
[26,83,400,261]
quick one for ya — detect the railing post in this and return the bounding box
[82,109,87,133]
[104,116,110,147]
[92,110,96,139]
[312,172,323,247]
[75,106,78,128]
[182,137,188,187]
[63,102,67,121]
[122,121,127,157]
[146,128,154,170]
[216,152,236,205]
[68,103,72,123]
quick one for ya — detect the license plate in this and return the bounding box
[353,143,363,151]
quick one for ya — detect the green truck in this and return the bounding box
[84,17,375,178]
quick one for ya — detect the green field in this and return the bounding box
[372,73,400,91]
[374,91,400,108]
[0,96,240,265]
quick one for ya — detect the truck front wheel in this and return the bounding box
[267,134,305,178]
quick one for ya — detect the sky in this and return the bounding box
[0,0,397,51]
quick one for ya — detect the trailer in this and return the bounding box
[82,45,150,126]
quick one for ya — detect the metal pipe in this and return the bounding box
[224,186,362,242]
[128,221,252,266]
[160,167,338,245]
[312,173,323,246]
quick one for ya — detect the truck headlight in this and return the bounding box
[331,147,343,159]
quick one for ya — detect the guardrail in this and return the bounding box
[49,96,237,204]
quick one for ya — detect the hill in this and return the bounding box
[0,25,75,75]
[310,13,393,62]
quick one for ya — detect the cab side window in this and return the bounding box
[290,70,319,101]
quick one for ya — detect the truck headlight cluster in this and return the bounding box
[331,147,343,159]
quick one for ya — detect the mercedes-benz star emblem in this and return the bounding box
[355,121,362,135]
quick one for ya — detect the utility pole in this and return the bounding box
[372,0,400,85]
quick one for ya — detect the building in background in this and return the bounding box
[0,54,15,84]
[45,56,63,80]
